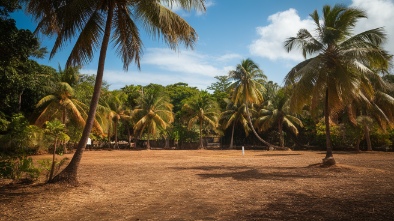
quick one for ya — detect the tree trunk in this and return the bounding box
[50,5,114,185]
[354,137,361,152]
[364,125,372,151]
[18,89,24,112]
[245,103,275,148]
[229,122,235,149]
[278,118,284,147]
[49,138,58,182]
[114,120,119,149]
[323,88,336,166]
[199,120,204,149]
[147,133,151,150]
[127,126,132,148]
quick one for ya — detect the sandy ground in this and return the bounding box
[1,149,394,221]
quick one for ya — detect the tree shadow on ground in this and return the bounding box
[228,191,394,220]
[171,166,325,181]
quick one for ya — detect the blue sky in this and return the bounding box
[12,0,394,90]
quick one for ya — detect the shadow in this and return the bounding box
[228,192,394,220]
[171,165,325,181]
[256,153,302,157]
[197,169,322,181]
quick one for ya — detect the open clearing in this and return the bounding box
[1,150,394,221]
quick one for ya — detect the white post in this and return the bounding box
[242,146,245,155]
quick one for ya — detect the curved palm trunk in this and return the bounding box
[229,122,235,149]
[323,88,335,165]
[50,5,114,185]
[245,103,274,148]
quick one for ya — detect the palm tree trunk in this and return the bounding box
[245,103,275,148]
[278,118,284,147]
[49,138,58,182]
[364,125,372,151]
[18,89,24,112]
[229,122,235,149]
[114,120,119,149]
[50,4,114,185]
[323,88,335,165]
[147,133,151,150]
[199,120,204,149]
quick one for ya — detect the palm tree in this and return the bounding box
[255,89,303,148]
[101,90,131,148]
[26,0,205,184]
[220,99,249,149]
[284,4,391,165]
[35,82,85,128]
[228,58,275,148]
[133,88,174,150]
[182,91,219,149]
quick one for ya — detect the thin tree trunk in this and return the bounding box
[365,125,372,151]
[323,88,335,166]
[49,138,58,182]
[147,133,151,150]
[50,5,114,185]
[245,103,275,148]
[114,120,119,149]
[18,89,24,112]
[127,126,131,148]
[199,120,204,149]
[278,118,284,147]
[229,122,235,149]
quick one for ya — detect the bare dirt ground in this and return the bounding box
[1,149,394,221]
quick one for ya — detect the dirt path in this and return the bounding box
[1,150,394,220]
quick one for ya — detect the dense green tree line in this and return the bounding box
[1,1,393,184]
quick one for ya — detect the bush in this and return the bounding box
[0,155,40,183]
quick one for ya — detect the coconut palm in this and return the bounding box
[220,99,250,149]
[25,0,205,184]
[255,89,303,148]
[182,91,220,149]
[35,82,85,128]
[133,88,174,150]
[284,4,391,165]
[228,58,275,148]
[100,90,131,148]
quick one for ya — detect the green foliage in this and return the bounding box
[0,114,43,154]
[0,155,40,182]
[37,157,69,182]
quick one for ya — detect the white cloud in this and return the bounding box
[82,47,235,90]
[250,1,394,62]
[351,0,394,55]
[249,8,315,62]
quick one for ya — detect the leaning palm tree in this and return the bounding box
[220,99,250,149]
[182,91,220,149]
[228,58,275,148]
[133,88,174,150]
[25,0,205,184]
[255,89,303,148]
[284,4,391,165]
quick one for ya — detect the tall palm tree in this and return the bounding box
[25,0,205,184]
[220,99,249,149]
[228,58,274,148]
[133,88,174,150]
[182,91,219,149]
[255,89,303,148]
[284,4,391,165]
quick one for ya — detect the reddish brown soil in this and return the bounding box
[1,150,394,221]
